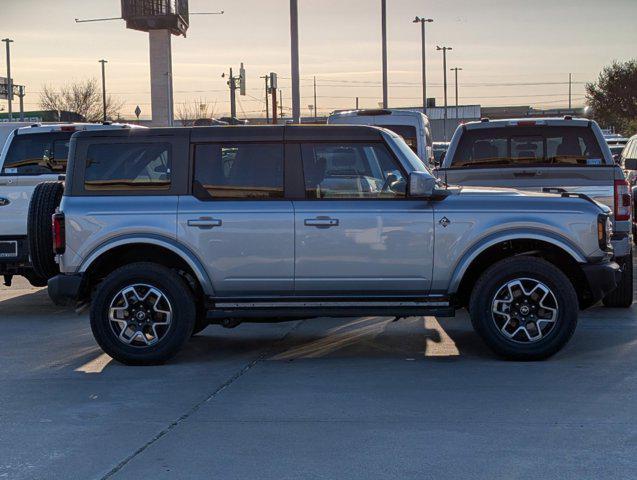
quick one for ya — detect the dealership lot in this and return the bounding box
[0,260,635,480]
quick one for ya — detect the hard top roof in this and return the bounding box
[462,117,592,130]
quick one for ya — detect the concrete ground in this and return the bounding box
[0,260,635,480]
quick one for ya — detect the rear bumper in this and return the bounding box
[47,273,85,306]
[581,261,622,304]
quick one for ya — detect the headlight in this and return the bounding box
[597,214,613,251]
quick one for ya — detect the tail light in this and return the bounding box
[52,212,65,254]
[614,179,632,222]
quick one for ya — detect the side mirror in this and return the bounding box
[408,171,437,198]
[624,158,637,170]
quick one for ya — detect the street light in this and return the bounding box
[436,45,452,141]
[98,59,108,122]
[381,0,388,108]
[2,38,14,121]
[290,0,301,123]
[450,67,463,121]
[413,17,433,115]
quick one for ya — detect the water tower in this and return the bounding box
[121,0,190,126]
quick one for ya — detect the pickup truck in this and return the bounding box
[438,117,633,307]
[41,125,619,364]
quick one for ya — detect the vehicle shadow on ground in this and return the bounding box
[0,288,70,316]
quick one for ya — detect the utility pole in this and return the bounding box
[313,76,317,122]
[279,89,284,118]
[356,97,359,109]
[260,74,270,123]
[413,17,433,114]
[450,67,462,121]
[270,72,278,124]
[224,67,240,119]
[98,59,108,122]
[290,0,301,123]
[2,38,14,121]
[381,0,388,108]
[436,46,452,141]
[17,85,24,121]
[568,73,572,110]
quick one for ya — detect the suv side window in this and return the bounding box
[193,143,284,200]
[84,142,171,190]
[2,132,71,175]
[301,142,406,199]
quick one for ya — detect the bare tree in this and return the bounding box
[176,98,218,126]
[39,79,124,122]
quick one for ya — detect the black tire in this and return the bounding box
[469,256,578,361]
[602,251,633,308]
[27,181,64,281]
[90,262,196,365]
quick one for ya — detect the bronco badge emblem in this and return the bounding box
[439,217,451,227]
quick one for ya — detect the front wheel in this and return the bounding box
[90,262,196,365]
[469,256,578,360]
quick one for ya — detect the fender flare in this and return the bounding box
[447,229,588,294]
[79,234,215,296]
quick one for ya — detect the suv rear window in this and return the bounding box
[193,143,284,199]
[84,143,171,190]
[451,126,605,168]
[2,132,71,175]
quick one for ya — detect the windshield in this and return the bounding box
[2,132,72,175]
[450,126,605,168]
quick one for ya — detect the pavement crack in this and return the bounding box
[99,320,303,480]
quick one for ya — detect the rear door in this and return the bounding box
[292,141,434,295]
[177,140,295,296]
[441,124,616,208]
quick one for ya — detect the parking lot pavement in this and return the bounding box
[0,261,636,480]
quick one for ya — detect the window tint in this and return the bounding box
[193,143,284,199]
[451,126,604,167]
[84,142,171,190]
[2,132,71,175]
[301,143,406,199]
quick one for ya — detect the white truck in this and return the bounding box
[327,109,434,168]
[0,123,142,286]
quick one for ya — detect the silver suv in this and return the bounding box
[45,125,620,364]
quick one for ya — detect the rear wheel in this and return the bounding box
[602,251,633,308]
[90,262,196,365]
[469,256,578,360]
[27,181,64,281]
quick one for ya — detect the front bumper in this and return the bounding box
[581,261,622,304]
[48,273,85,306]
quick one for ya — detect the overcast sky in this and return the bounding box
[2,0,636,119]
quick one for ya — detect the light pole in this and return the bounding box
[290,0,301,123]
[450,67,462,121]
[381,0,388,108]
[413,17,433,115]
[436,45,452,141]
[2,38,14,121]
[98,59,108,122]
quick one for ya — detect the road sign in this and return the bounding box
[134,105,142,119]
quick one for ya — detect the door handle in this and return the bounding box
[304,217,339,228]
[187,218,222,229]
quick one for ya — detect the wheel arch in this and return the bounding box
[79,236,214,297]
[449,232,593,309]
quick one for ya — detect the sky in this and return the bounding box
[2,0,636,120]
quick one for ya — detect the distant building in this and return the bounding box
[0,110,84,123]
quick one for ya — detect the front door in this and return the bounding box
[178,142,294,296]
[293,142,434,295]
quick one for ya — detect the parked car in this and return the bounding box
[618,134,637,240]
[41,125,619,364]
[328,109,434,168]
[438,117,633,308]
[0,122,143,287]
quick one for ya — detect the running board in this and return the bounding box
[206,297,455,320]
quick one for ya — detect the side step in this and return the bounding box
[206,297,455,320]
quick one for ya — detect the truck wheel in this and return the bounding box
[27,181,64,281]
[469,256,578,360]
[602,251,633,308]
[90,262,196,365]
